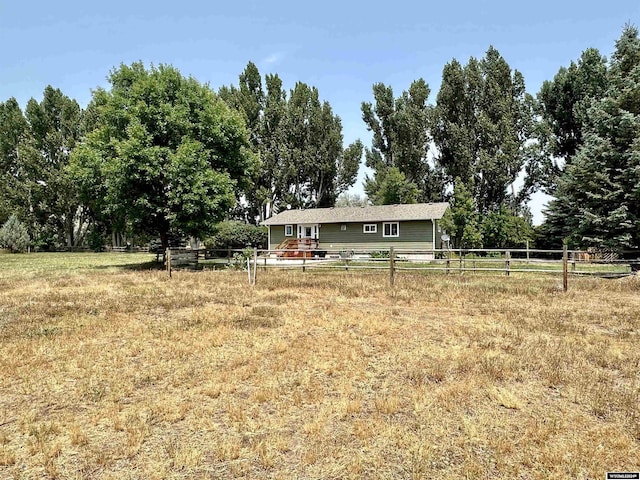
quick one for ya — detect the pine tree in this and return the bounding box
[547,25,640,249]
[0,214,30,252]
[534,48,608,193]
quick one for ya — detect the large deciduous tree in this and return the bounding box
[221,63,362,221]
[432,47,533,213]
[0,98,29,224]
[544,25,640,249]
[22,87,85,247]
[282,82,360,209]
[1,88,85,248]
[71,62,254,250]
[361,79,444,204]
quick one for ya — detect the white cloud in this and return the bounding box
[263,53,283,65]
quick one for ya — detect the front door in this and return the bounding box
[297,224,319,240]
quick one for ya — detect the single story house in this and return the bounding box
[261,202,449,256]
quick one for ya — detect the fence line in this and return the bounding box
[164,246,638,291]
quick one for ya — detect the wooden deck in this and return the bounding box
[275,238,320,258]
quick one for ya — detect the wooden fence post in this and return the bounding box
[166,248,172,278]
[302,254,306,273]
[563,244,568,292]
[253,248,258,285]
[505,250,511,276]
[446,250,451,275]
[389,247,395,286]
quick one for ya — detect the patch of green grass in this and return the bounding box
[0,252,157,280]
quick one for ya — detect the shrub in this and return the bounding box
[87,226,107,252]
[0,215,30,253]
[204,221,267,251]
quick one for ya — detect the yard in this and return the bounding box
[1,252,639,479]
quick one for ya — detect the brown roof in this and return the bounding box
[261,203,449,226]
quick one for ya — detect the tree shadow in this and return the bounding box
[94,261,165,271]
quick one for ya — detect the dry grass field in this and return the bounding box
[1,253,639,479]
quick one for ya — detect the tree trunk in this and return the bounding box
[160,231,169,252]
[65,216,74,248]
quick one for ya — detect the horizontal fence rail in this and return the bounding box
[164,246,639,290]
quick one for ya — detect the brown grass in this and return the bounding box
[1,253,640,479]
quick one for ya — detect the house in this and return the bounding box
[261,202,449,257]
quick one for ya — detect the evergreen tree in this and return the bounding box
[533,48,608,194]
[545,25,640,249]
[0,214,30,252]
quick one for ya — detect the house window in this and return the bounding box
[285,225,293,236]
[383,222,399,238]
[363,224,377,234]
[341,224,347,231]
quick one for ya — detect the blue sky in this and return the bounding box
[2,0,639,223]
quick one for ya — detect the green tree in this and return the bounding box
[481,205,534,248]
[221,64,362,221]
[367,166,418,205]
[0,98,29,224]
[273,81,362,210]
[544,25,640,249]
[440,178,482,249]
[538,192,581,248]
[219,62,265,222]
[0,89,86,249]
[204,220,267,250]
[218,61,263,148]
[0,214,30,252]
[361,80,444,203]
[21,86,85,248]
[432,47,533,213]
[533,48,608,193]
[71,62,254,250]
